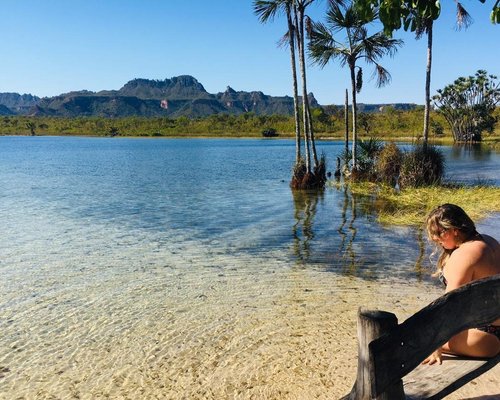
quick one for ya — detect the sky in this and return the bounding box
[0,0,498,106]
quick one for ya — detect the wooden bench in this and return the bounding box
[342,275,500,400]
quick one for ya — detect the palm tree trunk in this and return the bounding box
[286,4,301,163]
[306,100,319,167]
[423,21,433,150]
[350,63,358,170]
[344,88,349,157]
[296,5,311,174]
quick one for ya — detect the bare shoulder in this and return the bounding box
[453,238,485,258]
[458,233,500,274]
[446,234,500,288]
[459,234,499,253]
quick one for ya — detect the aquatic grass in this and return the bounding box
[399,145,445,188]
[343,182,500,226]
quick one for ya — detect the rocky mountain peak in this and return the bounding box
[118,75,208,100]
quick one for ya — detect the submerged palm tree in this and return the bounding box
[295,0,319,179]
[254,0,302,164]
[254,0,325,188]
[308,1,402,170]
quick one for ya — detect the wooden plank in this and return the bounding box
[403,353,500,400]
[369,276,500,396]
[344,309,405,400]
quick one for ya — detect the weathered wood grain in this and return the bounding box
[344,309,405,399]
[403,353,500,400]
[369,275,500,396]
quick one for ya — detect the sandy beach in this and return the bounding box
[2,260,498,399]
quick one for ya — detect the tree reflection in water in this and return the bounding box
[413,227,426,280]
[291,182,431,280]
[338,184,358,274]
[450,142,492,162]
[292,189,323,262]
[291,185,360,273]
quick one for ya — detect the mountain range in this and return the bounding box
[0,75,417,118]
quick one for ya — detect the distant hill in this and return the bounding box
[0,75,417,118]
[0,93,39,114]
[116,75,210,100]
[0,104,15,116]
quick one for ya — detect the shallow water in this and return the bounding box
[0,137,498,399]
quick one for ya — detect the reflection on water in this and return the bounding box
[413,228,427,280]
[0,137,498,399]
[290,182,433,280]
[292,190,322,262]
[449,142,492,161]
[440,143,500,185]
[340,186,358,275]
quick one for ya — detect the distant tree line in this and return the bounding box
[2,107,498,139]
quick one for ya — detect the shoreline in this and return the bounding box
[2,132,499,144]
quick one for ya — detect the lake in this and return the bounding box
[0,136,499,399]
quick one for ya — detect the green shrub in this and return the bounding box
[399,145,445,188]
[262,128,278,137]
[376,142,403,186]
[355,137,383,180]
[430,119,444,137]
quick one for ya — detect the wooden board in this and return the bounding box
[370,276,500,395]
[403,354,500,400]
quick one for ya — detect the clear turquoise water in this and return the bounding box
[0,137,498,399]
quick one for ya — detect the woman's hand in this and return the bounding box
[422,348,443,365]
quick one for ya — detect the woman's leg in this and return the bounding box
[443,329,500,358]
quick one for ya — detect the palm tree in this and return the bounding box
[419,17,433,150]
[254,0,325,188]
[308,1,402,171]
[414,2,472,149]
[356,0,489,148]
[254,0,302,164]
[296,1,317,178]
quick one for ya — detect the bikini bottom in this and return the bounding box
[476,325,500,339]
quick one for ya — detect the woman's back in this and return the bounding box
[453,234,500,281]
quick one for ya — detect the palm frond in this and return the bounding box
[372,64,392,88]
[325,1,353,32]
[308,20,347,67]
[362,32,403,60]
[277,29,292,49]
[455,2,473,30]
[415,17,433,39]
[328,0,347,8]
[253,0,285,23]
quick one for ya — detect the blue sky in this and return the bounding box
[0,0,498,105]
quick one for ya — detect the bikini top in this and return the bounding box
[438,271,447,288]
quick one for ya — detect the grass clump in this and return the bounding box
[346,140,445,189]
[399,145,445,188]
[347,182,500,226]
[375,142,403,186]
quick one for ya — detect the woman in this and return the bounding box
[423,203,500,365]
